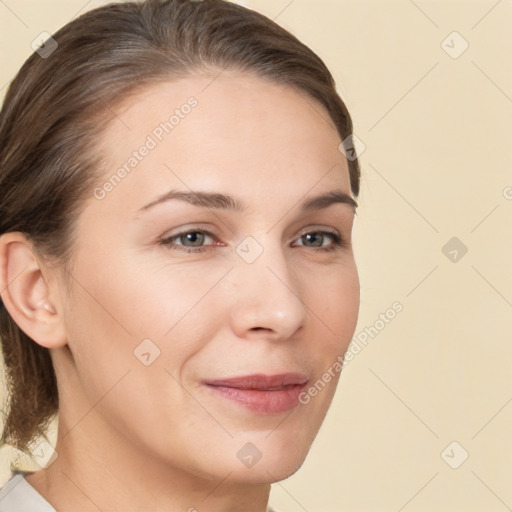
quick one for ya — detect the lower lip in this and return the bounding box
[205,383,307,414]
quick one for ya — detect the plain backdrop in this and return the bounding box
[1,1,511,511]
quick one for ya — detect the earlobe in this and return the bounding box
[0,232,67,349]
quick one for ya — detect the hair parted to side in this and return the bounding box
[0,0,360,456]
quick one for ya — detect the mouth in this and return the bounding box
[203,373,309,414]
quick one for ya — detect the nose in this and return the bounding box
[227,237,308,342]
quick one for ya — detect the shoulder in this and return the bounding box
[0,471,56,512]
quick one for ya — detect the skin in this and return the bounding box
[0,70,359,512]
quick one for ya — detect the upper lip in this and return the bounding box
[204,373,309,390]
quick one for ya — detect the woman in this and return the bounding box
[0,0,361,510]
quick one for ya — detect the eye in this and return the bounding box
[293,231,346,252]
[159,228,346,254]
[159,229,218,253]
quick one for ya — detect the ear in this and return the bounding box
[0,232,67,349]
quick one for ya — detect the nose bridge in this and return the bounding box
[228,234,308,338]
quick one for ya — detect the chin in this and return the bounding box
[225,453,308,485]
[214,428,315,484]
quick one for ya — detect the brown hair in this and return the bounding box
[0,0,360,456]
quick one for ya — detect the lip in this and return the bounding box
[203,373,309,414]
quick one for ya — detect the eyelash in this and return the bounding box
[159,228,347,254]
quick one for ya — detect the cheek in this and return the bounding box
[314,261,360,348]
[66,251,231,381]
[298,262,359,408]
[60,260,212,438]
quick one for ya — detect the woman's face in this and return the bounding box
[53,70,359,483]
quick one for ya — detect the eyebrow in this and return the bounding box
[136,188,358,215]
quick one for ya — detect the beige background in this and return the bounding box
[1,0,511,510]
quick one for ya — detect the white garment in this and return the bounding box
[0,473,56,512]
[0,472,280,511]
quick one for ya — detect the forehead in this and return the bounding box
[91,70,351,211]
